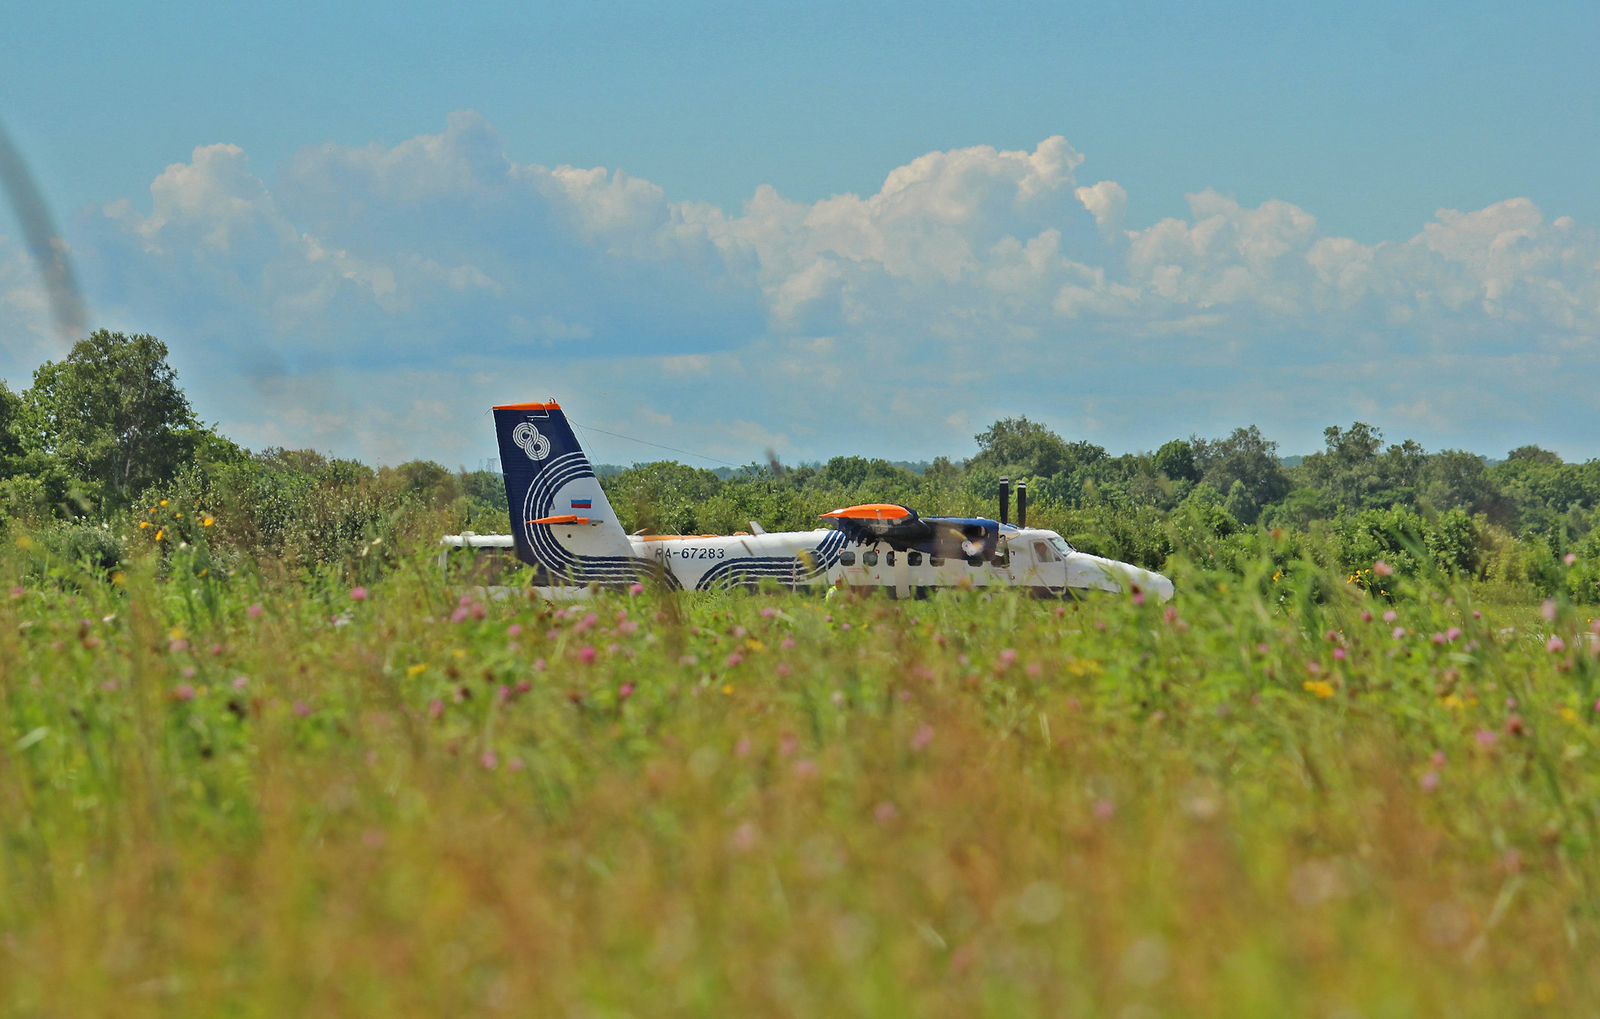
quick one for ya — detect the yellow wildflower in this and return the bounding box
[154,529,164,541]
[159,499,168,506]
[139,521,150,529]
[1302,679,1335,699]
[721,684,733,695]
[406,664,428,677]
[202,516,214,527]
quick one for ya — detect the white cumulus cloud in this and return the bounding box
[2,111,1597,464]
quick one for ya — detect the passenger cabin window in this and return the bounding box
[886,551,896,566]
[968,555,984,567]
[839,551,856,566]
[929,556,944,567]
[863,550,879,567]
[908,551,923,566]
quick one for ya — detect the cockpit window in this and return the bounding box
[1033,540,1058,562]
[1048,536,1074,556]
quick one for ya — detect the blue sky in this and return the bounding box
[2,0,1598,467]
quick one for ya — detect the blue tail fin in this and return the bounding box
[492,401,641,586]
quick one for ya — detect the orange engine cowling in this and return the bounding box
[818,503,914,521]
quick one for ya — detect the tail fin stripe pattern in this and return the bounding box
[520,452,586,575]
[521,451,642,584]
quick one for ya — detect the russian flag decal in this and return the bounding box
[571,498,592,510]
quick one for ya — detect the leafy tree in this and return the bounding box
[1191,426,1289,523]
[819,456,917,493]
[1258,486,1333,530]
[1327,505,1480,579]
[1322,421,1385,463]
[968,417,1105,479]
[0,381,22,471]
[458,469,509,516]
[1485,455,1600,537]
[188,429,250,471]
[1222,479,1255,524]
[391,460,457,509]
[924,456,962,483]
[603,461,724,535]
[1419,449,1501,517]
[699,468,809,534]
[20,330,200,512]
[1506,445,1562,464]
[1299,422,1424,512]
[1151,439,1200,483]
[0,381,46,521]
[1426,509,1481,576]
[1174,482,1239,541]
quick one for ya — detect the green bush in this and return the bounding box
[11,520,127,583]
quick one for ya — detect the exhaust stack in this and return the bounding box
[1016,480,1028,528]
[998,477,1010,525]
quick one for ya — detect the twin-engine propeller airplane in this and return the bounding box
[447,399,1174,602]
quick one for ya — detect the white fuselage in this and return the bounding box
[621,526,1174,601]
[441,526,1175,601]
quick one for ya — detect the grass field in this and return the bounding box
[2,549,1599,1018]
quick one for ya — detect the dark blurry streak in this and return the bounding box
[0,118,87,339]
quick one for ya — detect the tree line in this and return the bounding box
[0,331,508,577]
[3,330,1597,601]
[598,416,1599,601]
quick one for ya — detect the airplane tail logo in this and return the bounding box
[491,400,641,586]
[511,421,551,461]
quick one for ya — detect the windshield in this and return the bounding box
[1048,535,1074,556]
